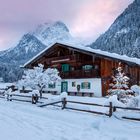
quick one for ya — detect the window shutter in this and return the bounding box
[81,83,84,89]
[62,64,69,72]
[88,83,91,89]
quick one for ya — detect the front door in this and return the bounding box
[61,81,68,92]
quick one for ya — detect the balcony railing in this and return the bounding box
[45,54,79,64]
[60,69,100,79]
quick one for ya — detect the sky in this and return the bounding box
[0,0,134,50]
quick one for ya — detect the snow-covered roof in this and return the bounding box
[0,83,14,89]
[23,41,140,67]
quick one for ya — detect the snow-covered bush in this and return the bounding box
[127,95,140,108]
[60,92,68,98]
[126,85,140,107]
[131,85,140,96]
[104,95,126,107]
[4,88,12,95]
[30,90,40,96]
[18,64,61,98]
[4,88,13,100]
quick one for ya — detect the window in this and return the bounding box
[62,64,70,72]
[94,65,99,70]
[82,65,93,70]
[81,82,90,89]
[72,82,76,87]
[71,67,75,71]
[48,83,56,88]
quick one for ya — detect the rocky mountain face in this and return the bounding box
[90,0,140,58]
[0,21,73,82]
[0,34,46,64]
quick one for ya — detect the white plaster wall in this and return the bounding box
[44,78,102,97]
[63,78,102,97]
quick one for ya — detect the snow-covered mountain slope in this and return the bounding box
[0,21,77,82]
[0,34,46,64]
[0,21,73,65]
[32,21,73,45]
[89,0,140,58]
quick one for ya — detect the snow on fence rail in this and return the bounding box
[113,106,140,111]
[112,106,140,121]
[38,97,112,117]
[62,99,112,117]
[0,93,41,104]
[39,98,140,121]
[38,101,62,107]
[0,92,48,104]
[0,92,5,98]
[0,94,140,121]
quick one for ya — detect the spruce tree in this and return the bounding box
[108,62,133,103]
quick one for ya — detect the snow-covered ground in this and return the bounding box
[0,96,140,140]
[0,83,13,89]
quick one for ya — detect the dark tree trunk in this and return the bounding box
[39,85,45,98]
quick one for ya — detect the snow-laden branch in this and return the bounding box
[18,64,61,98]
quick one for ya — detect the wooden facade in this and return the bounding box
[24,43,140,96]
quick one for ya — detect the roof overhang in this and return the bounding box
[22,41,140,68]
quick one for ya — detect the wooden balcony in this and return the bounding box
[45,55,80,64]
[60,69,100,79]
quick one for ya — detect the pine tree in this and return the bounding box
[108,62,133,103]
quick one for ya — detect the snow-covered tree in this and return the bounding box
[18,64,61,98]
[127,85,140,107]
[108,62,133,103]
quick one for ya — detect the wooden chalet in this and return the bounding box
[23,42,140,97]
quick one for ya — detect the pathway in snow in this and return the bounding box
[0,99,139,140]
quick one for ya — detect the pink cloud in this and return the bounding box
[71,0,134,41]
[0,0,134,50]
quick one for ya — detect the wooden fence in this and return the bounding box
[1,93,41,104]
[0,92,5,99]
[112,106,140,121]
[0,94,140,121]
[39,98,140,121]
[61,98,112,117]
[38,98,113,117]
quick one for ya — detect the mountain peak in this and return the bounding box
[0,21,83,82]
[35,21,69,34]
[51,21,69,32]
[32,21,70,42]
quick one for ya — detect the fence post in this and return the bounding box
[109,102,113,117]
[62,97,67,110]
[6,94,12,101]
[32,94,34,104]
[35,94,39,103]
[9,94,12,101]
[6,94,9,101]
[32,94,37,104]
[113,106,116,112]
